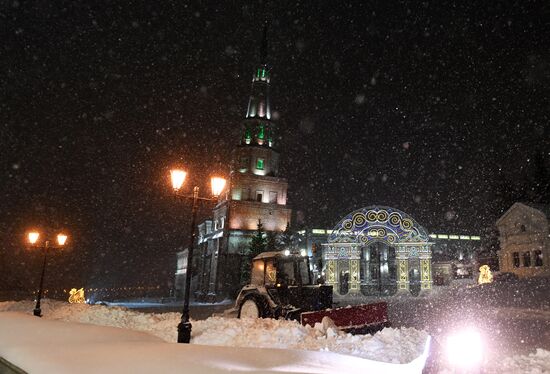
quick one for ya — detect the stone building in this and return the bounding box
[497,202,549,277]
[175,28,291,301]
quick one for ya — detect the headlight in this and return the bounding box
[445,329,483,369]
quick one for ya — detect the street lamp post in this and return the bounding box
[27,231,68,317]
[170,169,226,344]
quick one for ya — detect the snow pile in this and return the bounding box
[193,316,426,363]
[1,312,428,374]
[498,349,550,374]
[0,299,426,364]
[0,300,179,342]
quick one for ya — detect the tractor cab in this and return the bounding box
[250,251,313,288]
[236,251,332,319]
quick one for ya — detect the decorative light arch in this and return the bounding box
[328,205,430,245]
[323,206,433,296]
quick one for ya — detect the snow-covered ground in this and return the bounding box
[0,300,430,373]
[1,276,549,373]
[0,311,429,374]
[0,300,427,363]
[378,278,550,373]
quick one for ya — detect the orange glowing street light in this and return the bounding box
[170,169,187,191]
[170,169,226,198]
[210,177,227,197]
[167,168,226,344]
[57,233,68,246]
[28,231,40,245]
[26,230,70,317]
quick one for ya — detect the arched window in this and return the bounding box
[387,247,397,280]
[369,244,380,281]
[360,247,368,283]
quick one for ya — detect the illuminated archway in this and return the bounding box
[322,206,433,296]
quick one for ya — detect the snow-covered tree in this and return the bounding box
[240,220,267,285]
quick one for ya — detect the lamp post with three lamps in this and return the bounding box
[169,169,226,343]
[27,231,68,317]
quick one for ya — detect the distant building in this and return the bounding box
[175,28,291,301]
[496,202,549,277]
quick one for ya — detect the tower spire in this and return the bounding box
[243,22,273,147]
[260,21,268,65]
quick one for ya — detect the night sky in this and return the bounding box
[1,1,548,292]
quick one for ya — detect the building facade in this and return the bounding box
[175,29,291,301]
[497,202,549,277]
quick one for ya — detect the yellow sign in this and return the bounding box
[478,265,493,285]
[68,288,86,303]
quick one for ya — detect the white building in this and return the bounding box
[496,202,549,277]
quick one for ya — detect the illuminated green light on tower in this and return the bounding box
[261,69,266,78]
[245,128,252,144]
[258,124,265,140]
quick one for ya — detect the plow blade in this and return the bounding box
[300,302,390,334]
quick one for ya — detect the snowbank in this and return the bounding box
[0,299,426,364]
[2,299,547,373]
[0,312,429,374]
[499,349,550,374]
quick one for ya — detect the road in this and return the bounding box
[385,283,550,372]
[110,279,550,372]
[107,300,235,320]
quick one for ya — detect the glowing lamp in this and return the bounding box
[478,265,493,284]
[170,169,187,191]
[57,234,68,246]
[210,177,226,197]
[300,249,307,257]
[284,249,290,256]
[446,329,483,370]
[28,232,40,244]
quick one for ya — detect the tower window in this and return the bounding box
[523,252,531,267]
[232,188,241,201]
[512,252,520,268]
[256,191,264,202]
[256,158,264,170]
[242,187,250,201]
[269,191,278,204]
[239,157,249,173]
[534,250,543,266]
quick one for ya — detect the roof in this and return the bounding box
[521,202,550,217]
[496,202,550,226]
[253,251,302,260]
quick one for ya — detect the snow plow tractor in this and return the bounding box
[234,251,390,334]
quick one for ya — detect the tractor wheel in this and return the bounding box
[238,296,270,319]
